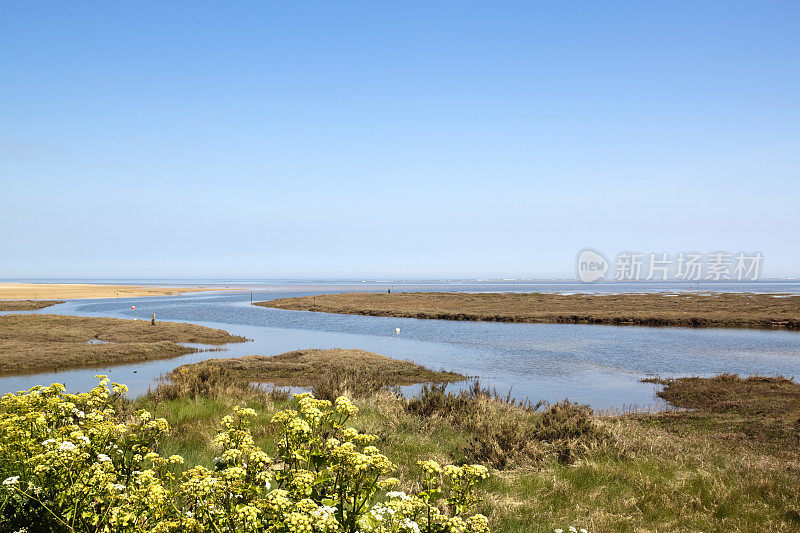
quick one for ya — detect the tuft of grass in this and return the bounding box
[257,291,800,330]
[0,314,247,376]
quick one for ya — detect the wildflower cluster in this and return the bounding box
[0,378,490,533]
[361,462,490,533]
[0,377,174,531]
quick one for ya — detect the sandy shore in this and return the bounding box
[0,283,228,300]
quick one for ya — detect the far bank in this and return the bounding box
[257,291,800,330]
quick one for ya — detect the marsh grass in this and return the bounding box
[135,372,800,532]
[259,291,800,330]
[407,382,616,468]
[0,300,63,311]
[644,373,800,453]
[0,314,246,375]
[152,362,290,401]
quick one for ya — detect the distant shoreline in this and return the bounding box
[257,291,800,330]
[0,282,234,300]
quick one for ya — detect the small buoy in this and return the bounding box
[395,328,400,334]
[131,306,135,310]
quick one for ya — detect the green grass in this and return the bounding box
[135,374,800,532]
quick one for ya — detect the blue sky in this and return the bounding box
[1,2,798,279]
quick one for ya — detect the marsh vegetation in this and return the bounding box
[142,359,800,532]
[0,314,246,376]
[259,291,800,330]
[167,349,465,401]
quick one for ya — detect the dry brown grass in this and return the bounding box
[0,300,63,311]
[258,291,800,330]
[0,314,247,376]
[406,382,616,469]
[171,349,464,400]
[643,374,800,451]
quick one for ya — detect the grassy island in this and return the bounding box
[172,348,465,388]
[257,291,800,330]
[0,314,247,376]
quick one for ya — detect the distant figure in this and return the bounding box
[151,313,156,326]
[388,288,391,294]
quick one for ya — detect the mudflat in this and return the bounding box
[0,283,228,300]
[0,314,247,376]
[258,291,800,330]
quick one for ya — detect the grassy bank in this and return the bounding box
[0,300,63,311]
[0,314,247,376]
[644,373,800,453]
[257,291,800,330]
[140,363,800,532]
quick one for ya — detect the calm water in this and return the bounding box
[2,280,800,410]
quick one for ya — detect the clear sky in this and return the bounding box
[1,2,798,279]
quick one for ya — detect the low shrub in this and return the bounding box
[407,382,613,468]
[406,381,543,422]
[0,377,490,533]
[311,367,400,402]
[533,401,602,442]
